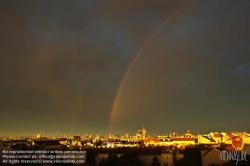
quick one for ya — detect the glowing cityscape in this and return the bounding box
[1,127,250,166]
[1,0,250,165]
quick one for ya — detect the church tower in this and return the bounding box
[141,125,146,140]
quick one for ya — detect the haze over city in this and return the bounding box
[0,0,250,137]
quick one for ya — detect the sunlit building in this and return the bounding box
[144,137,160,146]
[134,126,147,141]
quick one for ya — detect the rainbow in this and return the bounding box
[109,1,190,134]
[73,61,97,129]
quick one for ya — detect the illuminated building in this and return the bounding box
[134,126,147,141]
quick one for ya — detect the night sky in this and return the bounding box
[1,0,250,137]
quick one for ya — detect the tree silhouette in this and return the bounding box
[85,148,95,165]
[174,158,198,166]
[99,158,109,166]
[98,151,145,166]
[107,153,120,166]
[208,163,221,166]
[151,156,161,166]
[119,151,144,166]
[183,146,202,166]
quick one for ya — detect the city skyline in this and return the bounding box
[1,126,250,138]
[1,0,250,137]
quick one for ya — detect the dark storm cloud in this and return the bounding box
[0,0,250,136]
[111,0,250,134]
[94,0,187,47]
[1,0,133,94]
[0,0,134,135]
